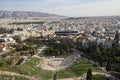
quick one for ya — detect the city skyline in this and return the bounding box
[0,0,120,17]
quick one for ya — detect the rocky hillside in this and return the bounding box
[0,11,63,18]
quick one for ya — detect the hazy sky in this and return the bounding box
[0,0,120,17]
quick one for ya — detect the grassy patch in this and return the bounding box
[0,57,53,80]
[0,57,100,80]
[0,75,29,80]
[57,59,99,79]
[92,74,110,80]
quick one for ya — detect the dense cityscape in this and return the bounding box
[0,0,120,80]
[0,11,120,80]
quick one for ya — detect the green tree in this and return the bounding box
[53,72,57,80]
[86,68,92,80]
[29,49,35,56]
[0,61,7,67]
[106,61,111,72]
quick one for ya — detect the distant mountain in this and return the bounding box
[0,11,64,18]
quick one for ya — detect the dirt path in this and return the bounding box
[0,70,39,80]
[58,71,120,80]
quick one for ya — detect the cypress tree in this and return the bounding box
[86,68,92,80]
